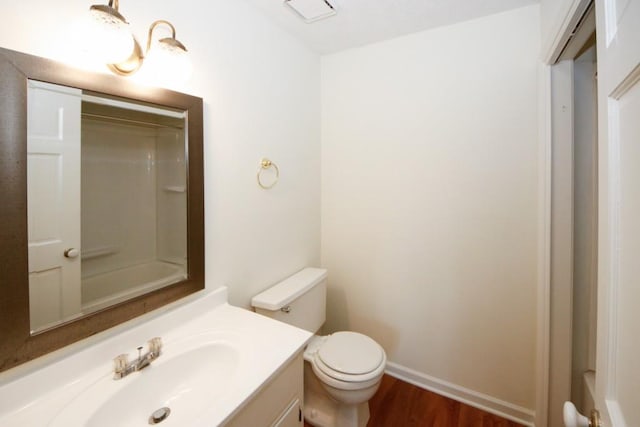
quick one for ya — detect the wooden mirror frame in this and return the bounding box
[0,47,204,372]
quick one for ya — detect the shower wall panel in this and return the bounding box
[155,127,187,267]
[81,120,158,279]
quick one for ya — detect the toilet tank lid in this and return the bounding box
[251,268,327,311]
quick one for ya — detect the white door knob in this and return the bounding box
[563,402,590,427]
[64,248,79,258]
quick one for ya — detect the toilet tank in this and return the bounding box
[251,268,327,333]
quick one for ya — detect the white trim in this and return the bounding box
[385,362,535,426]
[606,399,627,427]
[541,0,593,64]
[610,63,640,100]
[536,62,552,427]
[27,80,185,119]
[604,97,621,402]
[81,94,185,119]
[28,79,81,97]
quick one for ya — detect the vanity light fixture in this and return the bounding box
[88,1,192,83]
[88,0,134,64]
[135,20,192,84]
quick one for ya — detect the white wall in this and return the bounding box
[321,4,540,413]
[0,0,321,308]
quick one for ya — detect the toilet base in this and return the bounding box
[303,361,371,427]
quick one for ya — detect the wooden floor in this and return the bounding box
[304,374,523,427]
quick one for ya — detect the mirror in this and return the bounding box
[0,47,204,371]
[28,82,189,332]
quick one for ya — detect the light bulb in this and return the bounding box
[142,38,192,86]
[88,6,134,64]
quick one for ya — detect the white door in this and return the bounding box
[27,80,82,332]
[592,0,640,425]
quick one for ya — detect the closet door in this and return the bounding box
[593,0,640,425]
[27,80,82,332]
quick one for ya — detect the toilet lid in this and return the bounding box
[317,332,383,376]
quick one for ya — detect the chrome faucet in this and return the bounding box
[113,337,163,380]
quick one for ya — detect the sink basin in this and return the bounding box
[49,333,243,427]
[0,290,311,427]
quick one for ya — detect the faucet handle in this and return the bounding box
[113,354,128,376]
[148,337,163,355]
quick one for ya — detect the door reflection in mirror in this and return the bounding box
[27,80,187,333]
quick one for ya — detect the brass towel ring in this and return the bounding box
[257,158,279,189]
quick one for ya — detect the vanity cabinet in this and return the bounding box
[225,351,304,427]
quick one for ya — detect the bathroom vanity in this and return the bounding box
[0,45,310,426]
[0,287,311,426]
[226,352,304,427]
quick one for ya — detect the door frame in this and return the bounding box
[537,1,595,426]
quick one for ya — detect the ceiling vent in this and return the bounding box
[284,0,337,23]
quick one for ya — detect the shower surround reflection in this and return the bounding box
[28,82,188,333]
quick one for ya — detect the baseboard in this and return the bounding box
[385,362,536,427]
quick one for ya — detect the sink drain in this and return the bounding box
[148,407,171,425]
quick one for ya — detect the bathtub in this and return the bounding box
[82,261,187,314]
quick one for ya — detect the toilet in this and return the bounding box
[251,268,386,427]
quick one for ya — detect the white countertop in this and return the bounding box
[0,287,312,426]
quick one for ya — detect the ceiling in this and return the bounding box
[244,0,539,54]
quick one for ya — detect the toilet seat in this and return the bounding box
[319,332,383,375]
[310,332,386,384]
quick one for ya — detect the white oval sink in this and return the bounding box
[50,334,243,427]
[0,292,312,427]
